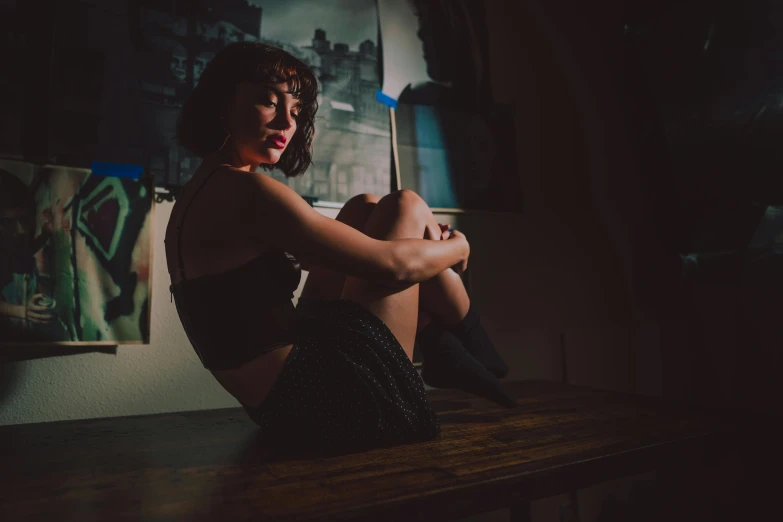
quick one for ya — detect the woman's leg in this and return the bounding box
[419,268,509,379]
[418,269,470,330]
[299,193,381,302]
[340,189,517,407]
[300,192,508,377]
[301,193,472,326]
[341,189,440,361]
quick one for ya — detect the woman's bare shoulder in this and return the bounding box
[234,170,309,214]
[192,167,293,211]
[223,170,315,241]
[241,169,294,192]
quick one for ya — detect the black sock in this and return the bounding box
[444,304,509,379]
[417,322,517,408]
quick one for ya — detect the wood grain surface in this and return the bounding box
[0,380,765,522]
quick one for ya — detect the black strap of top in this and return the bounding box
[175,166,224,281]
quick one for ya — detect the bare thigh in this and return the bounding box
[299,193,380,301]
[300,192,438,338]
[341,189,441,361]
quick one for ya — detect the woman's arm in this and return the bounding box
[384,230,469,282]
[243,173,468,286]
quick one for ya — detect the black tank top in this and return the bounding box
[167,168,301,371]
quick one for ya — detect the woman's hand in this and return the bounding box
[424,223,453,240]
[446,229,469,274]
[421,223,468,275]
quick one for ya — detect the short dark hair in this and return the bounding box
[177,42,319,177]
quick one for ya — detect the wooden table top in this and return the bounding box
[0,380,764,522]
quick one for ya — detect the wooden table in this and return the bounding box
[0,380,771,521]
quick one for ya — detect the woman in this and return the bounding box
[166,42,514,453]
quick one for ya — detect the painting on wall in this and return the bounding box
[130,0,392,202]
[0,159,153,345]
[2,0,391,204]
[377,0,523,212]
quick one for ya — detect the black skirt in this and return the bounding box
[243,298,440,453]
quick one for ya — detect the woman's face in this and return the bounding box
[222,80,301,168]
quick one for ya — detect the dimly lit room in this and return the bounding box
[1,0,781,520]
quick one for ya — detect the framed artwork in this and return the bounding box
[1,0,391,204]
[0,159,153,345]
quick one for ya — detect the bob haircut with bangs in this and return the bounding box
[177,42,319,178]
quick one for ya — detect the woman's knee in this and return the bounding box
[345,192,382,207]
[336,193,381,229]
[362,189,435,240]
[378,189,430,221]
[393,190,440,238]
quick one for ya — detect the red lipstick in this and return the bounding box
[267,135,286,149]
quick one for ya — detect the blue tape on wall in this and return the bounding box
[376,90,398,109]
[91,162,143,179]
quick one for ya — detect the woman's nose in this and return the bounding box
[274,109,296,130]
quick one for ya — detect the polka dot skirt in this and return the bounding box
[243,298,441,453]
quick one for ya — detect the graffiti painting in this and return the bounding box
[0,160,153,344]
